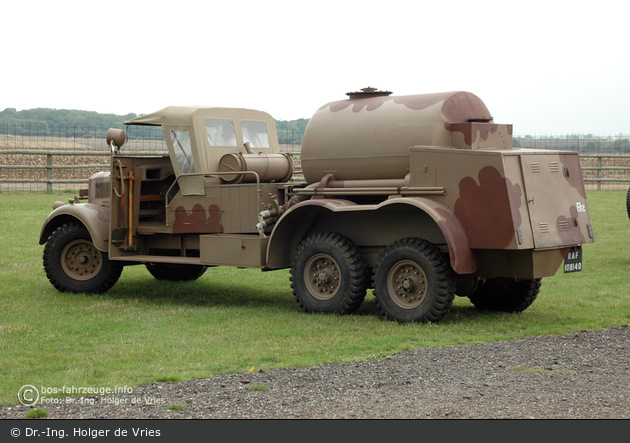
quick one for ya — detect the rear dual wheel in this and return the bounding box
[468,278,541,312]
[290,232,368,315]
[372,238,455,324]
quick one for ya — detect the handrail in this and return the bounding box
[289,186,446,196]
[112,159,125,199]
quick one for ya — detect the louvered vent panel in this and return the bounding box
[531,162,541,173]
[540,222,550,233]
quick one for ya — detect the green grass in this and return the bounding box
[249,384,268,391]
[1,190,628,406]
[167,404,188,411]
[24,408,49,419]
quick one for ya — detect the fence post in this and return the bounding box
[46,153,53,193]
[597,156,602,191]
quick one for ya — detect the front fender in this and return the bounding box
[39,203,110,252]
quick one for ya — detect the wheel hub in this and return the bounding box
[317,270,332,284]
[387,260,428,309]
[61,240,103,281]
[304,254,340,301]
[401,276,415,291]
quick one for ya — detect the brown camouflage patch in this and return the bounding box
[454,166,518,249]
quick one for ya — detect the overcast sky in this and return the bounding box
[2,0,628,135]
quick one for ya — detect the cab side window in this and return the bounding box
[205,119,237,147]
[241,120,270,148]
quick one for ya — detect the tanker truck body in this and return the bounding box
[39,88,594,323]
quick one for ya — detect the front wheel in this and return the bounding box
[290,232,368,315]
[372,238,455,323]
[43,222,123,294]
[468,278,541,312]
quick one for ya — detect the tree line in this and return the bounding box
[5,108,627,152]
[0,108,308,143]
[0,108,137,135]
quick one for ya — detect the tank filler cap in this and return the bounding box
[346,87,392,100]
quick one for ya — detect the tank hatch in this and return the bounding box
[346,87,393,100]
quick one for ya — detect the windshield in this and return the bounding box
[170,130,195,174]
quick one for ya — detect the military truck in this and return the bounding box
[39,88,594,323]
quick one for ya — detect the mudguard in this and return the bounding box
[390,197,477,274]
[39,202,110,252]
[266,197,477,274]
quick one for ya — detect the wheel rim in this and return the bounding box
[304,253,341,301]
[386,260,428,309]
[60,239,103,281]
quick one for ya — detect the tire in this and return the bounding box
[145,263,207,281]
[290,232,368,315]
[626,186,630,220]
[468,278,541,312]
[43,222,123,294]
[372,238,455,323]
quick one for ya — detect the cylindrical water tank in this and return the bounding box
[300,90,492,183]
[218,152,294,184]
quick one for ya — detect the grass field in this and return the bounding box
[0,190,628,406]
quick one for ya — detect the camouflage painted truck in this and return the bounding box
[39,88,595,323]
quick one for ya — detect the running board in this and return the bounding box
[111,255,202,265]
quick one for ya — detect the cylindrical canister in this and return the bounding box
[218,152,294,183]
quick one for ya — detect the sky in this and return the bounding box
[2,0,628,135]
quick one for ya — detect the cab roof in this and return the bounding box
[124,106,275,127]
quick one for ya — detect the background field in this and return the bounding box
[0,190,628,406]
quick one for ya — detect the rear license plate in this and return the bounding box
[564,247,582,273]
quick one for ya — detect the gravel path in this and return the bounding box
[3,326,628,419]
